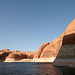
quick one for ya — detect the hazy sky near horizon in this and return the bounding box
[0,0,75,51]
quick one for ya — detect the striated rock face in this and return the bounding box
[53,19,75,67]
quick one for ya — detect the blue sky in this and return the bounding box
[0,0,75,51]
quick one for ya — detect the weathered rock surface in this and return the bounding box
[0,49,36,62]
[4,51,36,62]
[34,42,50,58]
[64,19,75,35]
[40,38,62,58]
[6,51,27,60]
[33,34,63,62]
[0,49,11,61]
[53,19,75,67]
[24,51,36,59]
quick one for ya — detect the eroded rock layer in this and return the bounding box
[53,19,75,67]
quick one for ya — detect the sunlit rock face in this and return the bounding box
[53,19,75,67]
[33,36,63,62]
[40,38,62,58]
[34,42,50,58]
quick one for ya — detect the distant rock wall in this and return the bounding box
[0,49,36,62]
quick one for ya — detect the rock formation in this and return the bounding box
[6,51,27,60]
[33,35,63,62]
[4,51,36,62]
[40,38,62,58]
[53,19,75,67]
[0,49,11,61]
[1,19,75,63]
[34,42,50,58]
[0,49,36,62]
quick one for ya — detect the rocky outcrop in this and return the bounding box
[33,20,75,63]
[34,42,50,58]
[40,38,62,58]
[24,51,36,59]
[0,49,11,61]
[33,35,63,62]
[0,49,36,62]
[53,19,75,67]
[4,50,36,62]
[6,51,27,60]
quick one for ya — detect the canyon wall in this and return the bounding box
[53,19,75,67]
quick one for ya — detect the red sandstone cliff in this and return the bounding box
[34,35,63,59]
[53,19,75,67]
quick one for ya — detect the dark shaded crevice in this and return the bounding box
[0,52,10,62]
[63,33,75,45]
